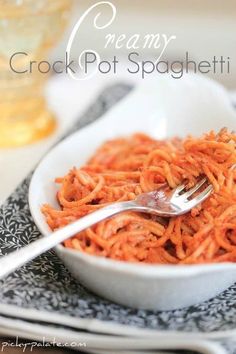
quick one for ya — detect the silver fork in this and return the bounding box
[0,178,213,279]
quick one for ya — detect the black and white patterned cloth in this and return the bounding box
[0,83,236,352]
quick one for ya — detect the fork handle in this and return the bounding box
[0,201,136,279]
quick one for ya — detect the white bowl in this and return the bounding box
[29,74,236,311]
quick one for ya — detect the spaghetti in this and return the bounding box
[42,128,236,264]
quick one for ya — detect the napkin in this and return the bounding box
[0,83,235,353]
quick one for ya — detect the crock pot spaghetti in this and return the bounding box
[42,128,236,264]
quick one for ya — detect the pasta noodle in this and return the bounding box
[42,128,236,264]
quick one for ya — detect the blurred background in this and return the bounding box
[55,0,236,88]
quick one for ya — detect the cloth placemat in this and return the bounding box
[0,83,236,349]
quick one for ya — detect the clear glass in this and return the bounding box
[0,0,72,147]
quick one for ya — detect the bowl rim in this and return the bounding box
[54,243,235,278]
